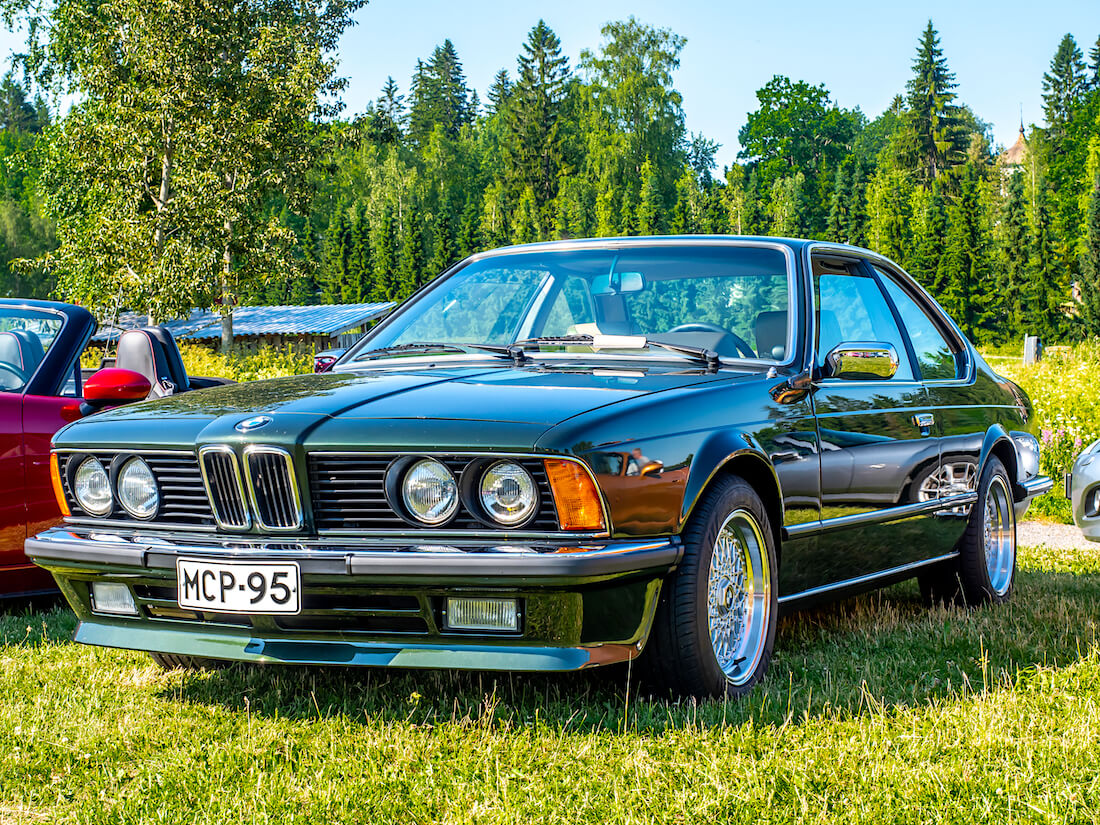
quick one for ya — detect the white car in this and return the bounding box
[1069,440,1100,541]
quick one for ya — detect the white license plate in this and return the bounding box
[176,559,301,614]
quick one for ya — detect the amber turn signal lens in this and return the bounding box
[543,459,605,532]
[50,453,70,517]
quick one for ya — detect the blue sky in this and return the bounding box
[2,0,1097,169]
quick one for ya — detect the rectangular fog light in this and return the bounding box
[91,582,138,616]
[445,597,519,632]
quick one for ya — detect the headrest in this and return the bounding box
[141,326,189,392]
[754,311,788,360]
[115,329,177,398]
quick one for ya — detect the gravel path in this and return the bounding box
[1019,520,1096,550]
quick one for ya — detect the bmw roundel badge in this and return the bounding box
[235,415,273,433]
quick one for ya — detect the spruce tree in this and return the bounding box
[825,165,850,242]
[456,194,482,258]
[909,183,946,290]
[1042,34,1088,139]
[428,193,457,275]
[487,70,512,115]
[321,206,351,303]
[1079,170,1100,335]
[370,205,398,302]
[369,77,405,144]
[407,41,474,145]
[1090,36,1100,88]
[397,212,425,297]
[903,21,967,186]
[999,171,1030,336]
[503,21,571,210]
[845,161,868,247]
[348,201,371,302]
[936,167,996,341]
[1027,182,1066,341]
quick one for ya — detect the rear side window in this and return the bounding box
[878,271,962,380]
[815,268,914,381]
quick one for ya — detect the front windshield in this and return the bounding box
[350,244,792,363]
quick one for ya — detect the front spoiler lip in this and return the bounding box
[72,618,638,671]
[26,527,683,584]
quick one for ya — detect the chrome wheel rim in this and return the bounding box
[983,475,1015,596]
[706,509,771,686]
[919,461,977,500]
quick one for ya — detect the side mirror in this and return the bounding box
[824,342,899,380]
[82,368,152,412]
[639,459,664,477]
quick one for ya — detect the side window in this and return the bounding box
[878,271,961,380]
[815,268,914,381]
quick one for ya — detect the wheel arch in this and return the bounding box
[978,424,1019,493]
[680,436,784,563]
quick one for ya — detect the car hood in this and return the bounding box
[55,360,754,450]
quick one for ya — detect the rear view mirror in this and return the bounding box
[824,342,899,380]
[82,368,152,413]
[591,271,645,295]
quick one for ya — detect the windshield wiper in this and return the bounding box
[512,334,721,372]
[353,341,514,362]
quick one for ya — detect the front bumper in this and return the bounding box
[27,527,681,670]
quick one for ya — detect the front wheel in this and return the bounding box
[643,476,778,699]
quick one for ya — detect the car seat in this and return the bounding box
[114,328,191,399]
[753,311,788,360]
[0,329,45,377]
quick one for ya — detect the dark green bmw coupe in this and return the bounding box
[28,237,1052,699]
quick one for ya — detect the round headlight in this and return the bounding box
[401,459,458,525]
[73,457,112,516]
[117,457,159,519]
[480,461,538,526]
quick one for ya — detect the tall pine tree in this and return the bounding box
[902,22,968,186]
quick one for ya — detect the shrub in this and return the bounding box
[987,340,1100,522]
[81,342,313,382]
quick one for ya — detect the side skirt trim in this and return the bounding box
[778,551,959,605]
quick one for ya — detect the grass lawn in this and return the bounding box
[2,542,1100,823]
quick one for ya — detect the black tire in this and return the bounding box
[150,652,230,671]
[642,475,778,700]
[918,455,1016,607]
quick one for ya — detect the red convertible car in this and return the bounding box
[0,298,227,597]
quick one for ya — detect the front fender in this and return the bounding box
[679,430,781,530]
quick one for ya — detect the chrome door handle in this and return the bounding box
[912,412,935,432]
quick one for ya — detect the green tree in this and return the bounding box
[14,0,363,348]
[579,18,687,193]
[503,21,572,211]
[901,21,968,187]
[1078,170,1100,334]
[408,41,475,146]
[636,157,664,234]
[997,170,1031,336]
[1027,181,1067,341]
[1042,34,1088,140]
[936,166,996,340]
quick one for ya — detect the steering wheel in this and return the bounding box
[0,361,28,391]
[666,322,757,359]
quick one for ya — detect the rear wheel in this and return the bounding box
[919,455,1016,606]
[644,475,778,699]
